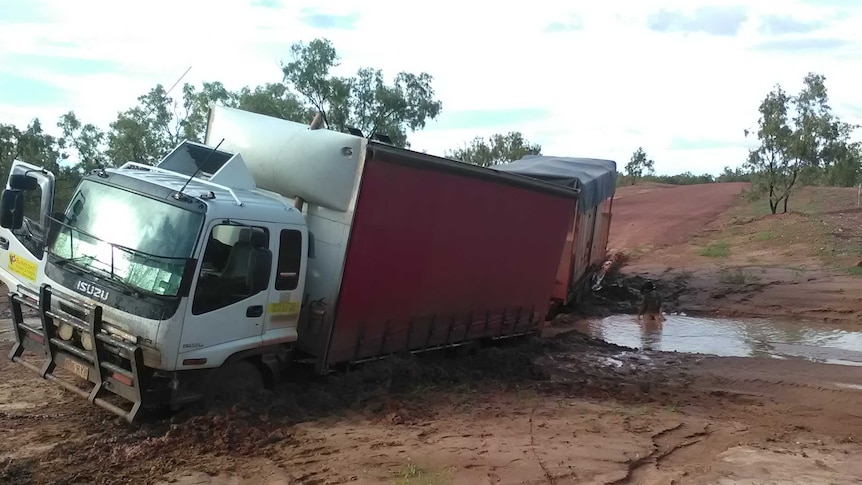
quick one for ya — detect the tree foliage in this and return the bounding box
[0,36,448,213]
[0,119,84,209]
[58,111,107,174]
[446,132,542,167]
[281,38,442,147]
[745,72,860,214]
[624,147,655,184]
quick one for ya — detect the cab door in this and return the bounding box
[262,224,307,343]
[179,221,272,362]
[0,161,55,294]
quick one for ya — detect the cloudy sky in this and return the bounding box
[1,0,860,175]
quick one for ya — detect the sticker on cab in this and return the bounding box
[9,253,36,281]
[267,301,300,315]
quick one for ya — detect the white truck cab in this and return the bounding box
[2,140,313,422]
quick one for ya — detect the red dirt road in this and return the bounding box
[608,182,749,252]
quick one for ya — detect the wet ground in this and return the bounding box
[573,314,862,367]
[3,315,862,485]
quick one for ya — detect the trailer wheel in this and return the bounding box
[204,359,265,408]
[546,301,565,321]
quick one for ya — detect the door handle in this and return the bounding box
[0,237,8,250]
[246,305,263,318]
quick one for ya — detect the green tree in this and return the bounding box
[0,119,63,174]
[745,84,793,214]
[791,73,834,190]
[106,81,239,165]
[821,121,862,187]
[625,147,655,184]
[745,73,859,213]
[58,111,107,174]
[0,118,84,214]
[281,38,443,147]
[716,165,752,183]
[104,38,443,164]
[234,83,310,122]
[106,84,181,165]
[446,132,542,167]
[181,81,236,142]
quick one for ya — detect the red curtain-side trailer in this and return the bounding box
[305,145,579,368]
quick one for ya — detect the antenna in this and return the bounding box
[141,66,192,120]
[174,138,225,199]
[165,66,192,98]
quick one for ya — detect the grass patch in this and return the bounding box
[846,266,862,277]
[754,231,777,242]
[727,226,744,237]
[699,242,730,258]
[395,460,454,485]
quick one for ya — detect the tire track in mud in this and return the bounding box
[529,402,556,485]
[605,422,712,485]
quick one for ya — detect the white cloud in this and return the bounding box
[0,0,861,175]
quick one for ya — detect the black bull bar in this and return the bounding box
[8,283,149,423]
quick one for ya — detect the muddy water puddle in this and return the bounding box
[574,314,862,366]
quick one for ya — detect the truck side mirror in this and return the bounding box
[0,189,24,229]
[9,174,39,191]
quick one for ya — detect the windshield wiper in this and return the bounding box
[53,255,94,267]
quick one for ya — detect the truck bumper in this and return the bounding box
[7,283,160,424]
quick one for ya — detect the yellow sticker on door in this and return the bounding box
[268,301,300,315]
[9,253,37,281]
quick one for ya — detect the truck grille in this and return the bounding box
[7,283,150,423]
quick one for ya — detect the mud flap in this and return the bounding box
[8,283,149,423]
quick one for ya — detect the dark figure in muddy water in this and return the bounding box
[637,281,664,322]
[637,281,664,349]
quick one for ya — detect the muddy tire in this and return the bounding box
[203,359,265,409]
[546,301,565,321]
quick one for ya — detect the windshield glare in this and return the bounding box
[49,180,204,296]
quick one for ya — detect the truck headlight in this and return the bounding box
[81,332,93,351]
[58,323,74,341]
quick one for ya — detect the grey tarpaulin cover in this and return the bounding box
[495,155,617,213]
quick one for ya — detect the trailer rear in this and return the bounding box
[496,156,617,306]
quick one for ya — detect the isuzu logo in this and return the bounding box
[75,280,109,301]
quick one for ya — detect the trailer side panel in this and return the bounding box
[590,197,613,266]
[324,153,576,365]
[550,213,577,302]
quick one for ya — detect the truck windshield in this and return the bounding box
[48,180,204,297]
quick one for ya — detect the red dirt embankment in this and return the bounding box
[608,182,749,252]
[608,182,862,324]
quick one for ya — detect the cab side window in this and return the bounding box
[276,230,303,290]
[192,224,271,315]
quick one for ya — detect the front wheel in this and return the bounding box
[203,359,265,409]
